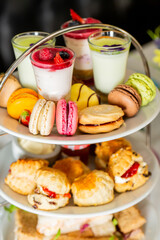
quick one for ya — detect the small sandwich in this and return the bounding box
[28,167,71,210]
[53,157,90,183]
[71,170,114,206]
[14,205,146,240]
[78,104,124,134]
[114,206,146,240]
[95,138,132,170]
[5,158,49,195]
[108,148,150,192]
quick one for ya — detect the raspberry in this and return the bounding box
[54,52,64,64]
[39,48,54,61]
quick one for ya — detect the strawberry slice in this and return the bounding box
[121,162,140,178]
[19,109,31,127]
[54,52,64,64]
[70,9,85,24]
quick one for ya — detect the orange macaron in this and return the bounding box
[7,88,39,119]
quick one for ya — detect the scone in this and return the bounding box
[95,138,131,170]
[108,148,150,192]
[78,104,124,134]
[71,170,114,206]
[53,157,90,183]
[28,167,71,210]
[5,158,49,195]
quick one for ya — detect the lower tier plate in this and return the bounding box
[1,198,159,240]
[0,88,160,145]
[0,135,159,218]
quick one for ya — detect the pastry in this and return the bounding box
[29,99,55,136]
[70,83,100,111]
[5,158,49,195]
[0,73,21,108]
[56,99,78,136]
[53,157,90,183]
[108,148,150,192]
[95,138,131,170]
[107,84,141,117]
[71,170,114,206]
[78,104,124,134]
[125,73,156,106]
[28,167,71,210]
[7,88,39,119]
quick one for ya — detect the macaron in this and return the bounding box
[125,73,156,106]
[108,84,141,117]
[56,99,78,136]
[7,88,39,119]
[29,99,55,136]
[0,73,21,108]
[70,83,100,111]
[78,104,124,134]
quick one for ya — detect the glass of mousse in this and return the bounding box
[30,46,75,102]
[12,31,55,90]
[88,30,131,98]
[61,10,101,82]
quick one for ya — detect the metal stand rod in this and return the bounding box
[0,23,151,146]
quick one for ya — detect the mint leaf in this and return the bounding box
[54,229,61,240]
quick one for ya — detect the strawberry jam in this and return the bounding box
[121,162,140,178]
[42,187,71,199]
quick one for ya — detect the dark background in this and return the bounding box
[0,0,159,72]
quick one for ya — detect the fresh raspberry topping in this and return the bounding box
[54,52,64,64]
[39,48,54,61]
[70,9,85,24]
[85,17,101,24]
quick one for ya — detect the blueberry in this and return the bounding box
[68,20,80,27]
[59,51,70,59]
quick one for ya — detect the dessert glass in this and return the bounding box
[11,31,56,90]
[30,46,75,102]
[88,30,131,96]
[61,18,101,82]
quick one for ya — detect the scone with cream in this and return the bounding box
[108,148,150,192]
[71,170,114,206]
[28,167,71,210]
[53,157,90,183]
[95,138,131,170]
[5,158,49,195]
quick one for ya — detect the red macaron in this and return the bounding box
[56,99,78,136]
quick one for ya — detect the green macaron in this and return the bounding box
[125,73,156,106]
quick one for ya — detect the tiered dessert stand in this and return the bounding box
[0,24,160,237]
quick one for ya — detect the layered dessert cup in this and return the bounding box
[12,32,56,90]
[30,46,75,102]
[61,17,101,82]
[88,30,131,96]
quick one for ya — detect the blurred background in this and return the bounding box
[0,0,159,72]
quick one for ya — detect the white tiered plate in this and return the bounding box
[0,88,160,145]
[0,135,159,218]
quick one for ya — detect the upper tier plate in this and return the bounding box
[0,135,159,218]
[0,88,160,145]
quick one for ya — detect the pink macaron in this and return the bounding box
[56,99,78,136]
[29,99,55,136]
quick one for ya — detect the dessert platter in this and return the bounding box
[0,9,160,240]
